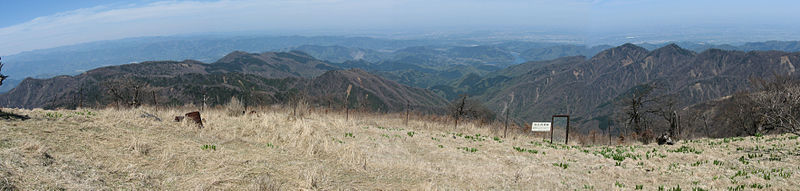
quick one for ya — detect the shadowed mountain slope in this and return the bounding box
[0,51,447,112]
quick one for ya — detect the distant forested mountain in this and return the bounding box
[3,42,800,138]
[448,44,800,136]
[0,51,446,113]
[4,34,800,94]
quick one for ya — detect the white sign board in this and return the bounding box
[531,122,551,132]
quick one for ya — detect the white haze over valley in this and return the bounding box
[2,0,800,56]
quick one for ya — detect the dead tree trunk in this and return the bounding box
[152,91,158,106]
[504,108,510,138]
[345,85,352,121]
[454,95,467,129]
[405,100,410,126]
[202,93,208,111]
[78,87,84,108]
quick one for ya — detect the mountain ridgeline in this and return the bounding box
[1,43,799,138]
[457,43,799,136]
[0,51,447,113]
[7,35,800,93]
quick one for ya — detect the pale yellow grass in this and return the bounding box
[0,107,799,190]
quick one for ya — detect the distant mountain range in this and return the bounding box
[0,51,446,112]
[2,36,800,137]
[5,35,800,93]
[0,35,460,82]
[452,44,799,136]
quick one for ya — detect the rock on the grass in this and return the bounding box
[657,133,674,145]
[140,112,162,122]
[184,111,204,129]
[173,111,203,129]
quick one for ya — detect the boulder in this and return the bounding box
[657,133,674,145]
[184,111,204,129]
[140,112,162,122]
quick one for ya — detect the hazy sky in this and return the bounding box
[2,0,800,56]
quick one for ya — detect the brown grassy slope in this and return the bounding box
[0,107,799,190]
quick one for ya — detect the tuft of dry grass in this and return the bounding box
[0,107,798,190]
[225,97,245,117]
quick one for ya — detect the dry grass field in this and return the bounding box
[1,106,799,190]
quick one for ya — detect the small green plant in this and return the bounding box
[266,143,277,149]
[345,132,354,138]
[45,112,63,119]
[407,131,415,137]
[731,170,748,179]
[458,147,478,153]
[776,169,793,178]
[668,146,702,154]
[667,185,682,191]
[614,181,624,188]
[713,160,723,166]
[754,132,764,138]
[552,162,569,169]
[463,134,487,142]
[512,146,538,154]
[594,146,641,162]
[583,185,594,190]
[201,144,217,151]
[332,138,344,144]
[692,187,708,191]
[727,185,745,191]
[749,183,764,189]
[768,154,782,161]
[635,184,644,190]
[691,160,706,167]
[381,134,390,138]
[493,136,503,143]
[438,145,444,148]
[738,156,749,165]
[73,110,96,116]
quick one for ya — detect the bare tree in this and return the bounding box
[708,75,800,137]
[448,95,495,129]
[453,94,467,129]
[649,94,682,138]
[503,92,515,138]
[345,84,352,121]
[617,85,658,143]
[700,112,712,137]
[717,92,761,136]
[0,57,7,87]
[747,75,800,135]
[405,100,410,126]
[289,89,307,119]
[0,57,30,120]
[103,77,148,108]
